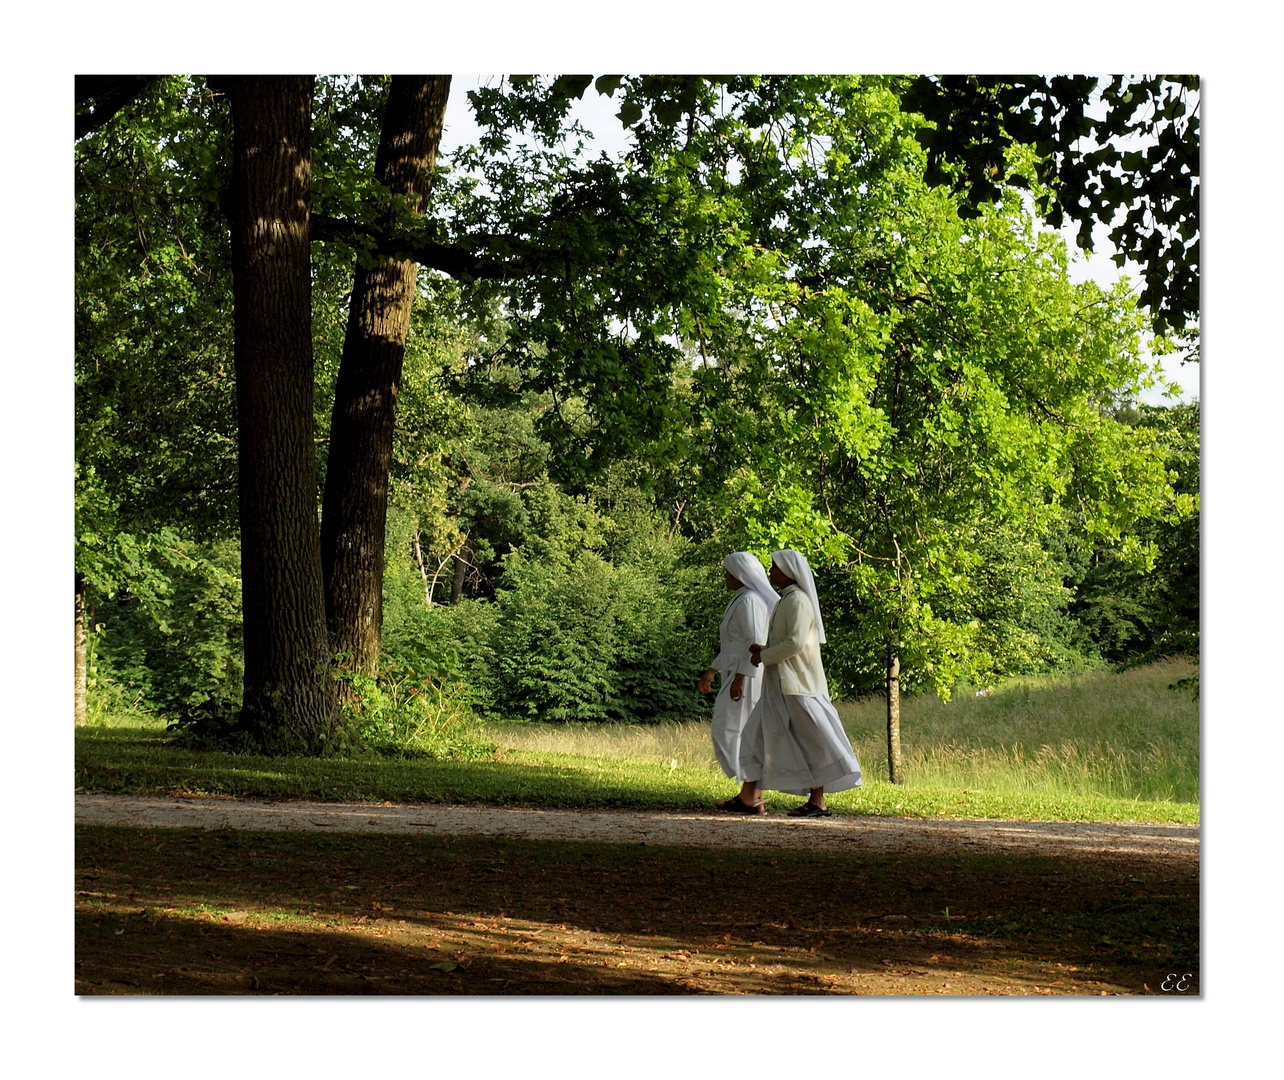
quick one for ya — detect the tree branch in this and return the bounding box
[75,76,162,140]
[310,213,553,281]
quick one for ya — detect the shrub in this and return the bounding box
[88,539,244,722]
[336,665,495,759]
[487,538,713,725]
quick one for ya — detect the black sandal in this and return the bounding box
[717,797,766,815]
[787,801,832,818]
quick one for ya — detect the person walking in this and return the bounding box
[701,553,778,814]
[727,548,861,817]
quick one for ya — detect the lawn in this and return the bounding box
[76,658,1199,824]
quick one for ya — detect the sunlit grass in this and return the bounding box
[76,659,1198,823]
[836,656,1198,805]
[485,719,719,773]
[484,657,1200,811]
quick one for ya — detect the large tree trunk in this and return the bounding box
[886,647,904,784]
[75,572,87,726]
[321,75,451,676]
[218,75,336,752]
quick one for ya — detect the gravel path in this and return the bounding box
[75,793,1199,862]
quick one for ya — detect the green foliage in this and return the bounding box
[642,79,1174,701]
[903,75,1199,345]
[75,74,1198,751]
[89,540,243,722]
[381,514,501,710]
[335,665,494,760]
[75,76,238,545]
[1068,401,1200,667]
[484,480,716,724]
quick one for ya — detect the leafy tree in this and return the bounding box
[74,73,1196,758]
[75,76,238,723]
[614,76,1174,780]
[1068,400,1199,666]
[902,75,1199,345]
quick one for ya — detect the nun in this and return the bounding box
[700,553,778,814]
[725,548,862,817]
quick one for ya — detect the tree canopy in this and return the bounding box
[74,74,1199,768]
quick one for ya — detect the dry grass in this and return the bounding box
[484,718,721,773]
[837,657,1198,803]
[484,658,1200,805]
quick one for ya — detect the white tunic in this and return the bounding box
[738,584,862,795]
[709,587,770,780]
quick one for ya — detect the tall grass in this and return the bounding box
[485,657,1199,806]
[484,719,718,773]
[83,681,168,730]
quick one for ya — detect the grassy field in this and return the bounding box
[76,658,1198,824]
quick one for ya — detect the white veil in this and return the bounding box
[723,552,779,616]
[770,549,826,643]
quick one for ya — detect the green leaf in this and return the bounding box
[654,101,683,127]
[550,75,593,100]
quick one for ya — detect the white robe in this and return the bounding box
[710,587,770,780]
[738,584,862,795]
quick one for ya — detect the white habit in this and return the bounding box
[739,564,862,796]
[710,585,772,779]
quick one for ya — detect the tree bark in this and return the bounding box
[321,75,451,676]
[217,75,336,751]
[75,572,88,726]
[886,647,904,784]
[450,537,470,604]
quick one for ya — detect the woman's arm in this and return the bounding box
[757,593,811,666]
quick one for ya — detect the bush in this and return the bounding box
[88,539,243,722]
[380,474,725,726]
[336,665,495,760]
[382,579,501,716]
[487,537,713,725]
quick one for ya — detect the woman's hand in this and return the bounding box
[749,644,763,667]
[698,668,717,694]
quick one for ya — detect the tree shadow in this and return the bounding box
[75,825,1199,996]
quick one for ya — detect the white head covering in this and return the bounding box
[723,552,779,616]
[771,549,826,643]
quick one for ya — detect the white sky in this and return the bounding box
[441,75,1196,404]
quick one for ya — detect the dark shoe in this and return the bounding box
[717,797,766,815]
[787,801,832,818]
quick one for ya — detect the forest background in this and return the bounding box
[74,74,1199,767]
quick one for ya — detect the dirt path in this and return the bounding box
[74,792,1198,861]
[75,793,1201,996]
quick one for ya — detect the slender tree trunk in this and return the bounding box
[217,75,336,751]
[321,75,451,676]
[450,537,470,604]
[886,647,904,784]
[75,572,87,726]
